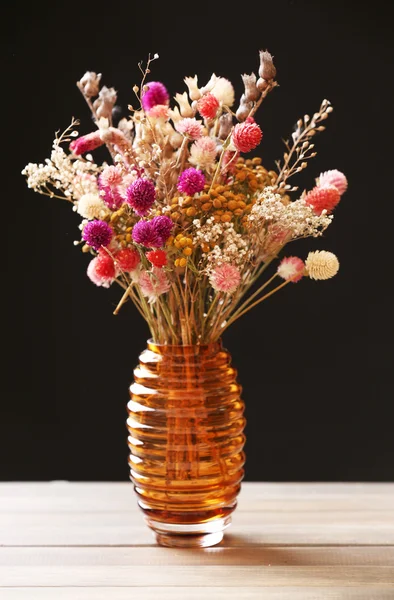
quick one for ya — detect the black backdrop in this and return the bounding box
[4,0,394,481]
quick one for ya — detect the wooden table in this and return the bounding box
[0,482,393,598]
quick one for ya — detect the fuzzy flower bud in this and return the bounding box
[114,248,140,272]
[209,264,241,294]
[241,73,259,102]
[318,170,348,195]
[126,178,156,216]
[146,249,167,268]
[82,220,113,251]
[87,255,115,288]
[175,117,204,140]
[197,93,220,120]
[277,256,305,282]
[77,193,108,220]
[138,267,171,303]
[79,71,101,98]
[93,86,117,120]
[232,120,263,153]
[211,77,235,107]
[236,96,253,122]
[218,112,233,140]
[258,50,277,81]
[189,137,218,168]
[177,168,205,196]
[141,81,170,112]
[305,251,339,280]
[305,184,341,215]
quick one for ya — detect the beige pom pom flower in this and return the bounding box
[305,251,339,280]
[77,194,108,220]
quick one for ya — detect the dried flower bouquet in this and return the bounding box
[23,51,347,345]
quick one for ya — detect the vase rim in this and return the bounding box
[147,338,223,350]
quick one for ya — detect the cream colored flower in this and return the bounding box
[305,250,339,280]
[211,77,235,107]
[77,193,108,220]
[184,76,201,101]
[200,74,217,96]
[174,92,194,117]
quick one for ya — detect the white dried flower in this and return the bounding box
[76,193,109,219]
[305,251,339,280]
[211,77,235,107]
[93,86,117,120]
[200,74,217,96]
[184,75,201,101]
[79,72,101,98]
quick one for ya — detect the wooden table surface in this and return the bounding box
[0,482,393,599]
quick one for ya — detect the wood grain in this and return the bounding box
[0,482,393,597]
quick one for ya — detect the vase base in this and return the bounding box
[155,530,224,548]
[146,516,231,548]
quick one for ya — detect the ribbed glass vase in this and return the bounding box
[127,339,246,548]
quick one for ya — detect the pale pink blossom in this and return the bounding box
[148,104,170,119]
[100,165,123,187]
[318,170,348,195]
[189,137,218,167]
[209,264,241,294]
[277,256,305,282]
[175,117,204,140]
[138,267,171,303]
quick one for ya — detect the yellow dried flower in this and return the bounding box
[305,251,339,280]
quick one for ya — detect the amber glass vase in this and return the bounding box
[127,339,246,547]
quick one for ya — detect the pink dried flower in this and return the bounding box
[87,255,115,288]
[146,249,167,268]
[139,267,171,303]
[305,184,341,215]
[277,256,305,282]
[209,264,241,294]
[221,150,239,174]
[126,178,156,216]
[177,168,206,196]
[148,104,169,119]
[114,248,140,272]
[197,93,220,120]
[98,176,124,210]
[175,118,204,140]
[70,131,104,156]
[189,137,218,167]
[82,220,113,250]
[100,165,123,187]
[318,170,348,195]
[232,120,263,153]
[141,82,169,112]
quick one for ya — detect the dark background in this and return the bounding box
[4,0,394,481]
